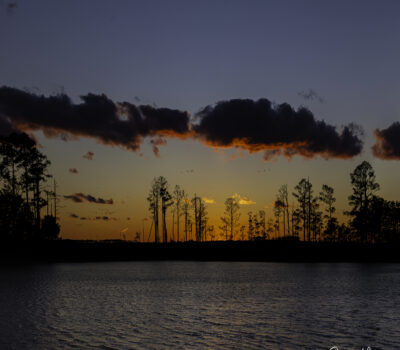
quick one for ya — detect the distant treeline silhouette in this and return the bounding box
[148,161,400,244]
[0,132,60,241]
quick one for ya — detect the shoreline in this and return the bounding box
[1,240,400,264]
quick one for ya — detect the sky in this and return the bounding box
[0,0,399,240]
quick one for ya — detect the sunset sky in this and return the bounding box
[1,0,399,240]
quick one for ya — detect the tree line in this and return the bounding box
[147,176,211,243]
[0,133,60,241]
[147,161,400,244]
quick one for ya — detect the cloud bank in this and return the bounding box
[194,99,363,161]
[372,122,400,160]
[0,86,190,154]
[0,86,363,161]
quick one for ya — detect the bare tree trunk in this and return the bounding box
[154,205,158,243]
[35,179,40,232]
[162,206,167,243]
[184,209,188,242]
[230,205,233,240]
[177,206,180,242]
[172,210,175,241]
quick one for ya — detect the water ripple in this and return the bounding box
[1,262,400,349]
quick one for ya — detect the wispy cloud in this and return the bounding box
[232,193,256,205]
[298,89,324,103]
[83,151,94,160]
[69,168,78,174]
[202,197,215,204]
[64,193,113,204]
[69,214,119,221]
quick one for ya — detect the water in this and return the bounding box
[0,262,399,349]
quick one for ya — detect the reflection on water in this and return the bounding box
[0,262,399,349]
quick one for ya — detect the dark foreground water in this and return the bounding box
[1,262,399,350]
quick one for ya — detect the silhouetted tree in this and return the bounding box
[293,178,317,241]
[29,149,51,232]
[220,217,228,241]
[348,161,380,242]
[0,133,54,240]
[277,185,290,236]
[207,225,215,241]
[221,197,240,240]
[173,185,185,242]
[247,211,254,240]
[147,177,160,243]
[159,176,173,243]
[291,202,300,237]
[258,210,266,239]
[266,218,274,239]
[239,225,246,240]
[0,133,22,195]
[273,199,283,238]
[41,215,60,240]
[182,197,190,241]
[199,199,208,241]
[310,202,322,241]
[320,184,338,241]
[192,195,207,241]
[293,179,307,240]
[0,190,32,241]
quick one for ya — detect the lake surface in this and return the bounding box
[1,262,399,349]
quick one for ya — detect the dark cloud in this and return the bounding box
[0,86,190,153]
[93,216,118,221]
[372,122,400,160]
[83,151,94,160]
[69,168,78,174]
[0,86,363,161]
[70,214,118,221]
[193,99,363,160]
[64,192,113,204]
[298,89,324,103]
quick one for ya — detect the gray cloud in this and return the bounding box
[372,122,400,160]
[64,192,113,204]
